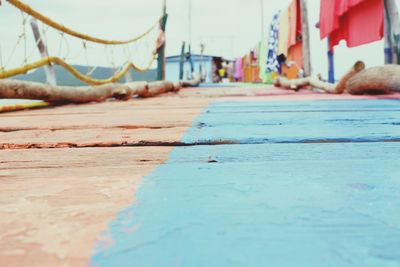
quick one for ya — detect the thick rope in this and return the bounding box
[0,55,157,85]
[6,0,161,45]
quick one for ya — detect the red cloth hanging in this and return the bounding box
[320,0,384,50]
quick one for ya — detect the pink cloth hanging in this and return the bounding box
[234,58,243,81]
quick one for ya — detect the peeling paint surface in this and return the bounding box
[90,100,400,267]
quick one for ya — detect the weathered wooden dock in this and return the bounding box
[1,86,400,267]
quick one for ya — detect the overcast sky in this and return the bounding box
[1,0,398,79]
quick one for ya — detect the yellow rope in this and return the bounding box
[6,0,161,45]
[0,101,49,113]
[0,55,157,85]
[2,0,161,84]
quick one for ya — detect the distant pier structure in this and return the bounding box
[166,55,231,83]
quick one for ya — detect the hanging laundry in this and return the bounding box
[276,0,303,79]
[251,48,258,61]
[266,11,281,75]
[287,0,303,69]
[278,9,290,56]
[320,0,384,49]
[234,58,243,82]
[258,41,268,83]
[288,0,302,48]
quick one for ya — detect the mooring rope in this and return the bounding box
[0,55,157,85]
[1,0,164,84]
[6,0,161,45]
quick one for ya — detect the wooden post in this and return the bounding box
[384,1,394,64]
[30,18,57,86]
[384,0,400,64]
[188,44,194,75]
[260,0,265,41]
[188,0,192,47]
[327,40,335,83]
[124,70,133,83]
[300,0,312,76]
[199,43,205,78]
[179,41,185,80]
[157,0,168,81]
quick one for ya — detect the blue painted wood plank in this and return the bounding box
[90,100,400,267]
[184,100,400,144]
[210,99,400,111]
[91,143,400,267]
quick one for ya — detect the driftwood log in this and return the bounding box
[274,76,314,91]
[143,81,175,98]
[0,76,202,104]
[347,65,400,94]
[275,61,400,95]
[274,61,365,94]
[0,79,149,103]
[180,76,202,88]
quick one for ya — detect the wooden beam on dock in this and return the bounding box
[30,18,57,86]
